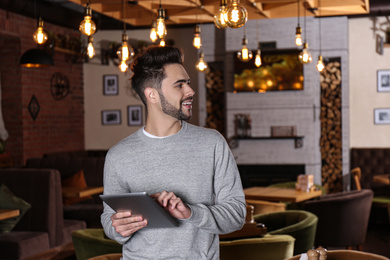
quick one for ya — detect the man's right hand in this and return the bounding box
[111,211,148,237]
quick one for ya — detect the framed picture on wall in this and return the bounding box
[377,70,390,92]
[103,75,119,95]
[128,105,142,126]
[102,110,121,125]
[374,108,390,124]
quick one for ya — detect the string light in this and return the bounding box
[33,17,48,45]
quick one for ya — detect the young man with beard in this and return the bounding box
[101,45,246,259]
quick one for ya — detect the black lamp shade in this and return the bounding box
[20,48,54,68]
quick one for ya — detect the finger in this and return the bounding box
[112,211,131,219]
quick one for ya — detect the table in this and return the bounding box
[0,209,20,221]
[244,187,322,203]
[373,174,390,185]
[62,186,104,198]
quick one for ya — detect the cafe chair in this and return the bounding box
[254,210,318,255]
[285,249,390,260]
[246,199,286,215]
[72,228,122,260]
[303,189,374,250]
[220,234,295,260]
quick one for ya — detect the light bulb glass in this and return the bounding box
[237,39,252,62]
[117,34,134,62]
[79,6,96,36]
[295,26,302,46]
[226,0,248,28]
[298,43,313,64]
[317,55,325,72]
[87,37,95,59]
[193,35,201,49]
[150,27,158,42]
[119,60,128,72]
[196,53,208,72]
[33,27,48,45]
[214,4,228,29]
[255,49,262,67]
[160,38,166,47]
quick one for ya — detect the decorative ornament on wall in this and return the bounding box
[28,95,40,121]
[50,72,70,100]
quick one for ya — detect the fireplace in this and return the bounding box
[238,164,305,188]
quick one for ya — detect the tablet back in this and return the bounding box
[100,192,179,229]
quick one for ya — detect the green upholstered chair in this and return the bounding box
[220,234,295,260]
[254,210,318,255]
[72,229,122,260]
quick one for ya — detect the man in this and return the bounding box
[101,45,246,259]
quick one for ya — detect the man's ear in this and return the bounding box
[145,87,157,103]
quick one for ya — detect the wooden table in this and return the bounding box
[373,174,390,185]
[244,187,322,203]
[62,186,104,198]
[0,209,20,221]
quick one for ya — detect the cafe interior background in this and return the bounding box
[0,0,388,195]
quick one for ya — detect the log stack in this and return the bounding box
[205,66,225,136]
[320,58,343,193]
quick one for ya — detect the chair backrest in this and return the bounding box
[254,210,318,255]
[303,189,374,249]
[72,228,122,259]
[220,234,295,260]
[351,167,362,191]
[286,249,390,260]
[246,199,286,215]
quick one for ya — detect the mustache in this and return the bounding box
[181,97,193,104]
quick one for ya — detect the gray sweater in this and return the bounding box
[101,121,246,260]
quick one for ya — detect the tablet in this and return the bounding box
[100,192,179,229]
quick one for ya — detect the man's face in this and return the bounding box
[158,63,195,121]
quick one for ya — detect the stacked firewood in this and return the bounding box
[320,58,343,193]
[205,67,225,136]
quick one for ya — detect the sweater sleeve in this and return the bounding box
[185,135,246,234]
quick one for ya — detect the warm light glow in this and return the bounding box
[226,0,248,28]
[160,38,166,46]
[150,21,158,42]
[214,0,228,29]
[254,49,262,67]
[87,36,95,59]
[196,52,208,72]
[117,33,134,62]
[295,26,302,46]
[317,55,325,72]
[119,60,128,72]
[193,25,202,49]
[237,37,252,62]
[79,5,96,36]
[156,8,167,38]
[298,43,313,64]
[33,18,48,45]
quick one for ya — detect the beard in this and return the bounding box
[158,91,192,121]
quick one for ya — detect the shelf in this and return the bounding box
[230,136,304,149]
[54,47,80,56]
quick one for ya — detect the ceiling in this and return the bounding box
[67,0,370,27]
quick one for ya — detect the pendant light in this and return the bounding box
[195,51,208,72]
[79,0,96,36]
[33,17,48,45]
[119,60,128,72]
[159,37,166,47]
[156,0,167,39]
[193,25,202,49]
[20,48,54,68]
[86,36,95,59]
[298,5,312,64]
[214,0,228,29]
[226,0,248,29]
[150,20,158,42]
[316,0,324,72]
[295,0,302,46]
[254,20,261,67]
[237,26,252,62]
[117,0,134,72]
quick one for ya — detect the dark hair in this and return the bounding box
[130,45,183,106]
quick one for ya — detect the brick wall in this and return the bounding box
[0,9,84,166]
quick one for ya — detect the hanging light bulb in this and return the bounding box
[237,35,252,62]
[86,36,95,59]
[193,25,202,49]
[254,48,262,67]
[119,60,128,72]
[195,52,208,72]
[298,42,313,64]
[150,20,158,42]
[79,2,96,36]
[117,33,134,62]
[156,5,167,38]
[226,0,248,28]
[160,37,166,47]
[316,55,324,72]
[295,26,302,46]
[214,0,228,29]
[33,17,48,45]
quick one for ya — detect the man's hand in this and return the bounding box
[151,191,191,219]
[111,211,147,237]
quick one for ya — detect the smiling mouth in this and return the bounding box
[181,99,193,109]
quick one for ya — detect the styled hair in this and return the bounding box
[130,45,183,106]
